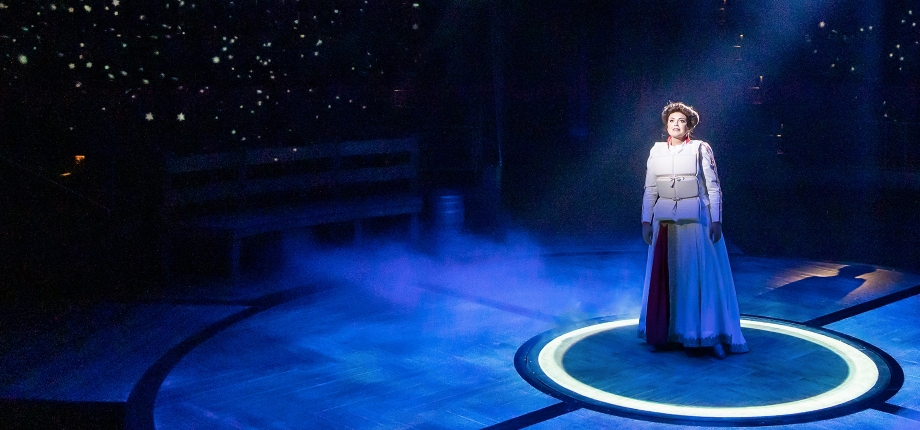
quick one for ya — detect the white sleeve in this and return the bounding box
[641,148,658,223]
[700,142,723,223]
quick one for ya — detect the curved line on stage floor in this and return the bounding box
[123,286,315,430]
[515,315,903,427]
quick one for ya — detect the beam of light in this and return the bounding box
[537,318,879,419]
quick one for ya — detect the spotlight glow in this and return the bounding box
[537,318,880,419]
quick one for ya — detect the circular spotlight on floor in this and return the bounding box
[515,316,901,426]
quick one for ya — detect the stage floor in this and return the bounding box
[2,234,920,429]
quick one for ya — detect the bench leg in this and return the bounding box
[230,236,242,283]
[354,219,364,245]
[410,213,420,243]
[160,233,173,284]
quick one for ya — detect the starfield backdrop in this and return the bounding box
[1,0,919,300]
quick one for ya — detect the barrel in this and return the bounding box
[432,193,464,234]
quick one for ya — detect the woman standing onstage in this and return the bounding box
[638,102,748,359]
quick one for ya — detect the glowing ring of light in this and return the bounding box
[532,317,887,421]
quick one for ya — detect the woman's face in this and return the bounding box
[667,112,689,141]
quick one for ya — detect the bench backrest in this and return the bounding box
[164,136,418,217]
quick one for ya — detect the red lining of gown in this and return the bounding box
[646,223,670,346]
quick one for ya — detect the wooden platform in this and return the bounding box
[2,235,920,429]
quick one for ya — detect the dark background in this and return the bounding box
[1,0,919,303]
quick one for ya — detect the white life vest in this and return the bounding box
[650,141,703,222]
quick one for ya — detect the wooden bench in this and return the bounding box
[162,136,422,280]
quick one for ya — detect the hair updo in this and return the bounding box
[661,102,700,131]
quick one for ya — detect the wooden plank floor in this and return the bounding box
[527,407,919,430]
[2,235,920,429]
[560,327,850,407]
[0,303,244,402]
[152,238,920,429]
[827,295,920,412]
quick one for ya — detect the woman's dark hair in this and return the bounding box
[661,102,700,131]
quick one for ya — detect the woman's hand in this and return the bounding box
[642,222,652,245]
[710,222,722,243]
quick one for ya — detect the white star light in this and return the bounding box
[177,113,185,121]
[112,0,119,6]
[145,113,154,120]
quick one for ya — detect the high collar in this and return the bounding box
[667,136,691,145]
